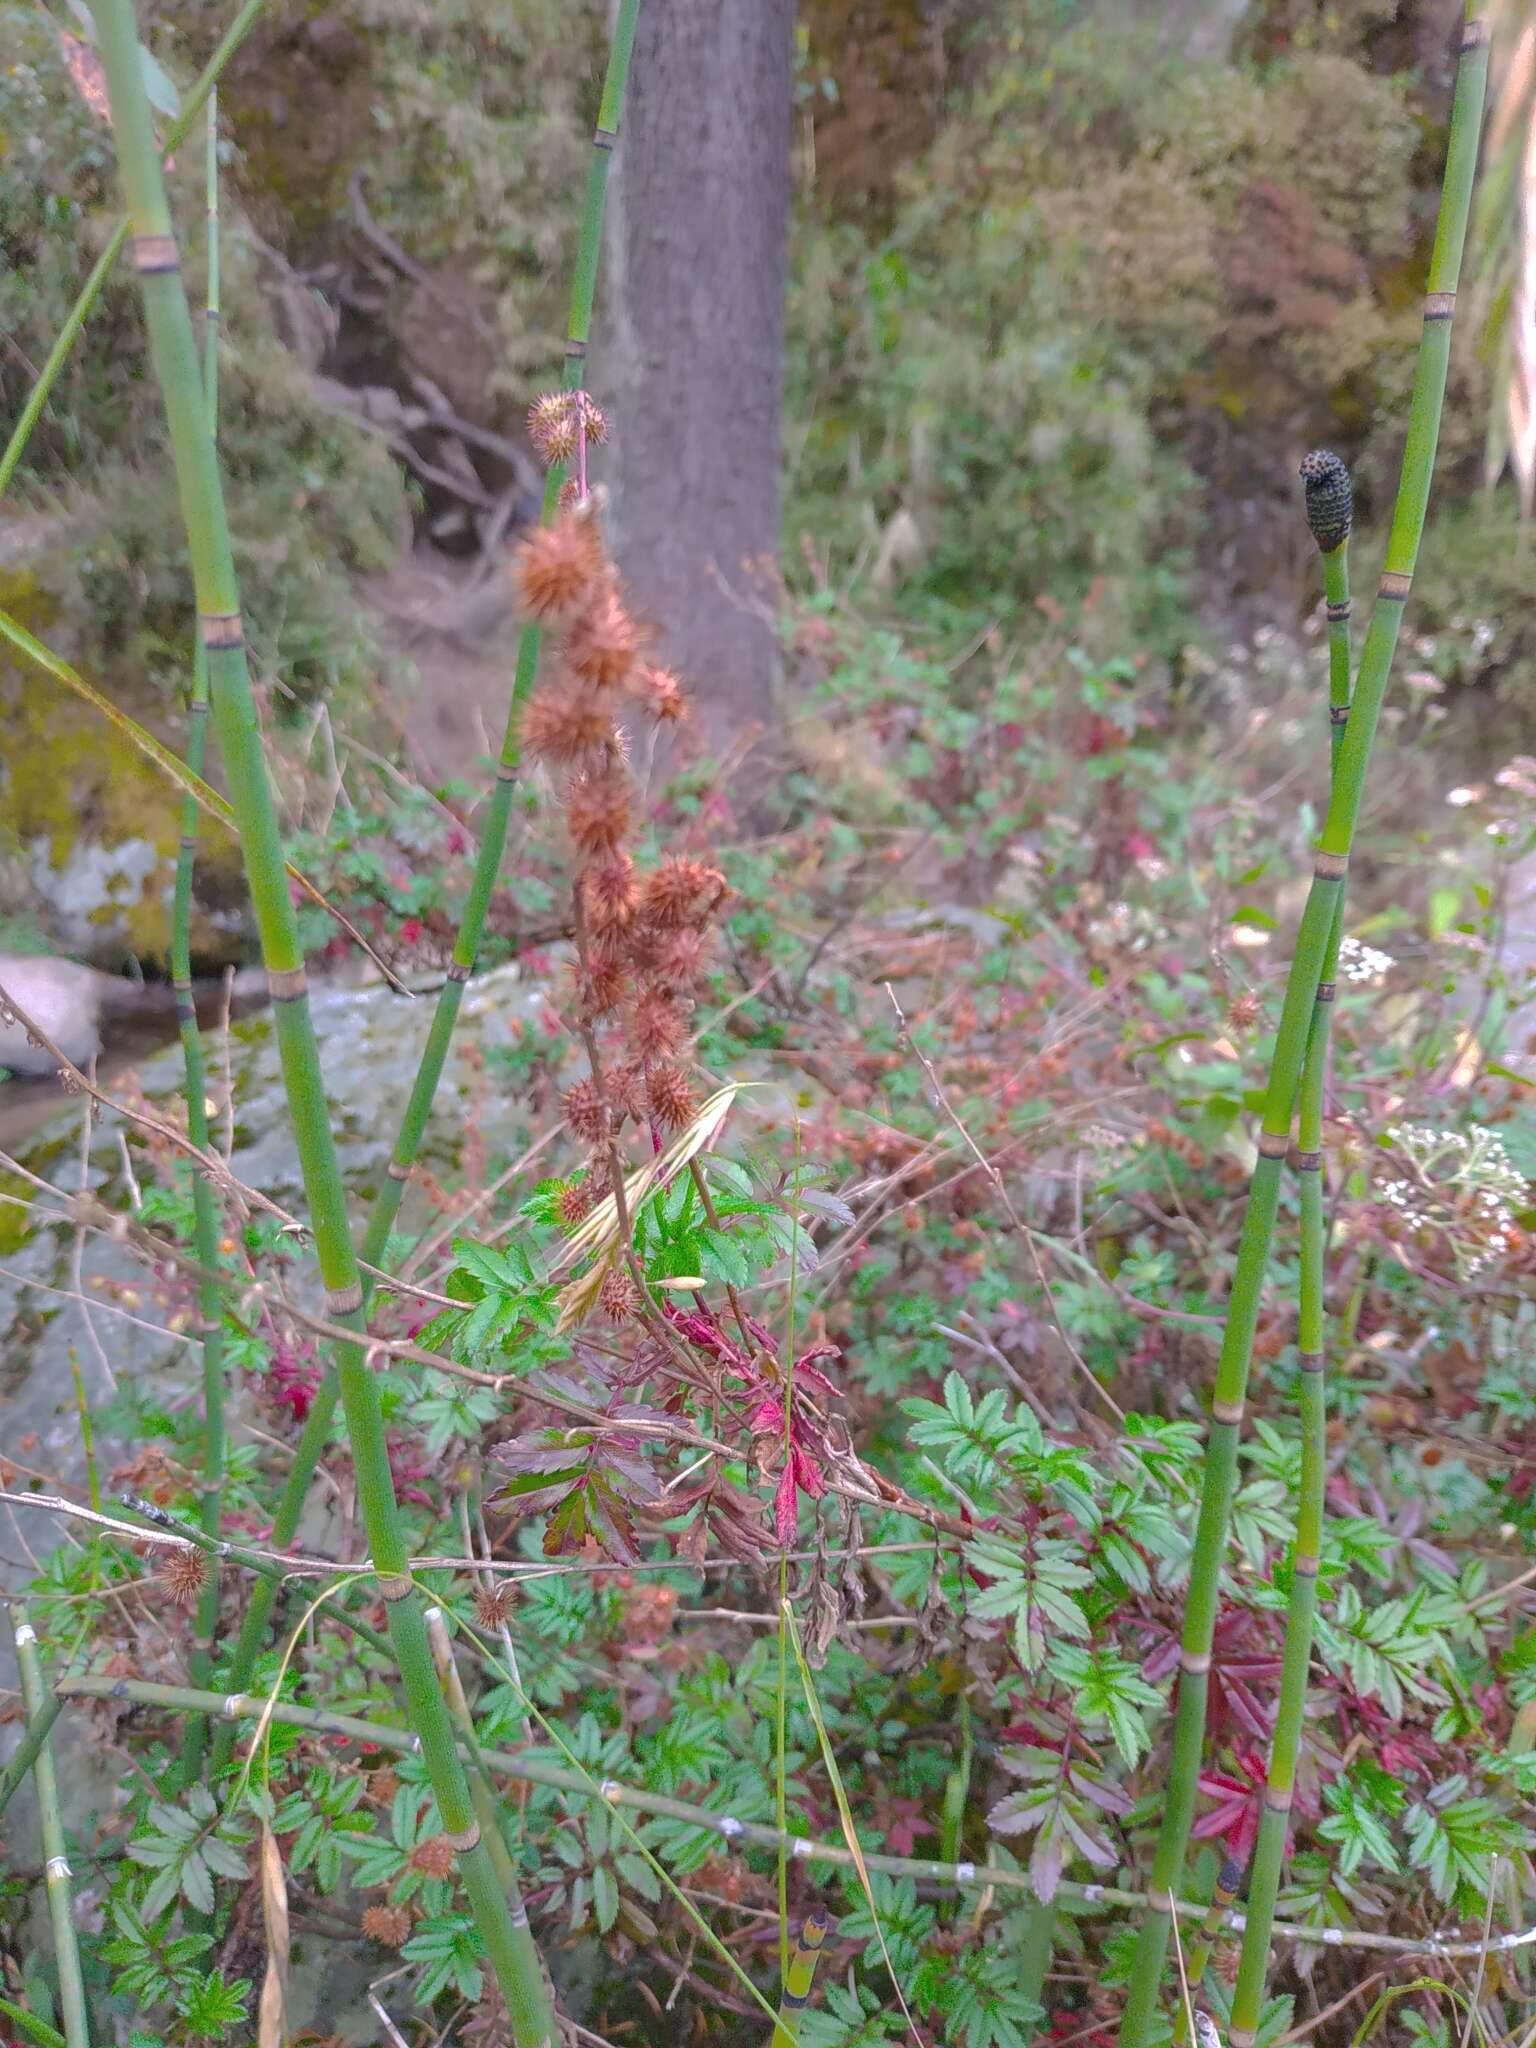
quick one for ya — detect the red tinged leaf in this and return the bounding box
[792,1446,827,1501]
[544,1485,592,1557]
[774,1463,798,1545]
[791,1341,842,1399]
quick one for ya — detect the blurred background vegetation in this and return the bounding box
[2,0,1532,966]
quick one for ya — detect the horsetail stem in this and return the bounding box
[173,89,228,1794]
[425,1606,558,2047]
[0,1691,63,1823]
[0,0,269,503]
[13,1607,90,2047]
[772,1907,832,2045]
[1171,1856,1245,2038]
[1226,483,1352,2048]
[1117,15,1491,2040]
[83,0,548,2014]
[207,0,642,1774]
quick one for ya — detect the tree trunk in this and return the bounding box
[601,0,793,758]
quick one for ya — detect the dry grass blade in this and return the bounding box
[1511,96,1536,514]
[552,1084,741,1326]
[783,1602,921,2044]
[257,1823,291,2048]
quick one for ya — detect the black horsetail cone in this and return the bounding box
[1299,449,1353,553]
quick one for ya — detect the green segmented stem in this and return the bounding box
[425,1606,557,2046]
[0,1690,63,1824]
[1323,544,1351,754]
[13,1608,90,2047]
[83,0,546,2024]
[1227,534,1351,2046]
[0,0,269,503]
[1117,15,1491,2041]
[772,1907,831,2045]
[207,0,642,1778]
[174,89,228,1794]
[1171,1856,1245,2038]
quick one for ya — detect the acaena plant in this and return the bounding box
[207,0,643,1774]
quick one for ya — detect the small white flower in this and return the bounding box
[1338,936,1394,985]
[1445,786,1478,808]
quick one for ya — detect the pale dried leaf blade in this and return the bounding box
[58,30,112,125]
[552,1085,742,1326]
[1513,103,1536,519]
[258,1823,290,2048]
[784,1603,923,2044]
[1489,17,1536,156]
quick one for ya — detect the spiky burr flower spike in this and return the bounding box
[524,511,726,1319]
[1298,448,1354,554]
[207,0,644,1815]
[161,1541,210,1609]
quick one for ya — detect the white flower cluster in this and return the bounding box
[1376,1124,1528,1277]
[1338,935,1394,985]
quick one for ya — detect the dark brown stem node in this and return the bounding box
[199,610,244,648]
[131,232,180,273]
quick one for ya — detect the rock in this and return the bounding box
[0,951,110,1071]
[0,607,249,970]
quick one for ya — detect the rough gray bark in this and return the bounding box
[601,0,793,757]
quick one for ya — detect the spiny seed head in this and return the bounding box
[527,391,577,465]
[362,1903,412,1948]
[566,591,640,690]
[161,1543,208,1609]
[647,1061,697,1131]
[582,852,638,936]
[633,662,688,724]
[563,1075,609,1145]
[1299,449,1353,552]
[554,1179,594,1231]
[521,684,615,768]
[607,1059,649,1121]
[512,516,604,620]
[582,952,631,1016]
[473,1580,514,1628]
[599,1262,640,1322]
[576,391,608,445]
[565,764,632,856]
[409,1834,459,1880]
[1227,990,1260,1031]
[629,988,686,1061]
[642,856,727,930]
[652,925,708,986]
